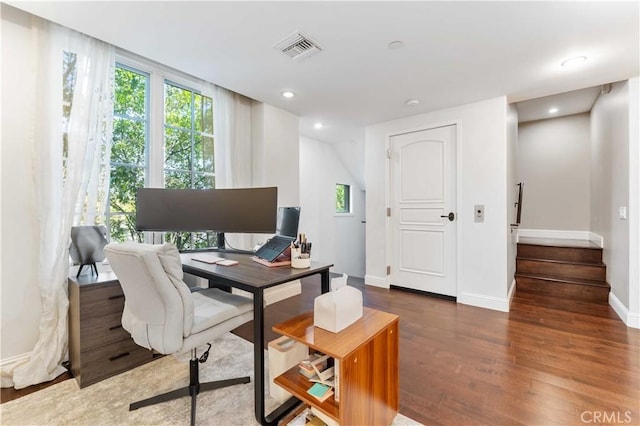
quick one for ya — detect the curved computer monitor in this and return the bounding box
[135,187,278,233]
[276,207,300,239]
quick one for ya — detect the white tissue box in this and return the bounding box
[313,286,363,333]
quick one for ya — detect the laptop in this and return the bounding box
[254,235,294,262]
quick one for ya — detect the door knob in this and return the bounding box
[440,212,455,221]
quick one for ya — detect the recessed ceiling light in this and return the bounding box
[549,107,559,114]
[561,56,587,68]
[388,40,404,50]
[281,91,295,98]
[406,99,420,106]
[314,122,324,129]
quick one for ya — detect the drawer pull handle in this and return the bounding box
[108,324,123,331]
[108,294,125,300]
[109,352,130,362]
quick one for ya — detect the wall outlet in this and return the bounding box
[474,205,484,223]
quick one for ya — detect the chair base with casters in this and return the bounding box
[130,344,250,426]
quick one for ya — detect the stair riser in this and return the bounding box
[516,276,609,303]
[516,259,606,281]
[517,244,602,264]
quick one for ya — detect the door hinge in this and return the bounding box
[386,265,391,275]
[387,207,391,217]
[386,149,392,159]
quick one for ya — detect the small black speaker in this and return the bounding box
[69,226,109,277]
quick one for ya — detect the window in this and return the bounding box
[66,54,216,249]
[336,183,351,214]
[62,51,78,177]
[162,81,216,250]
[108,64,149,243]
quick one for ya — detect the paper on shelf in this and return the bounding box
[309,366,334,387]
[310,407,339,426]
[307,382,331,398]
[333,359,340,402]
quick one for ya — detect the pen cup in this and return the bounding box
[291,247,311,269]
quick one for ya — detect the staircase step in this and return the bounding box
[516,257,606,281]
[515,274,610,303]
[517,243,602,264]
[515,273,610,288]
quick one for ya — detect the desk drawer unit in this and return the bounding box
[79,338,155,386]
[79,311,133,350]
[68,274,156,388]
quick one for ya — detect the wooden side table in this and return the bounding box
[272,307,399,425]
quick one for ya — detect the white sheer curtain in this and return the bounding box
[6,19,114,389]
[65,29,115,226]
[206,83,254,250]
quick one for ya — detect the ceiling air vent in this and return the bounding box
[274,31,323,60]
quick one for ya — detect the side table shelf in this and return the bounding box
[272,307,399,426]
[68,272,156,388]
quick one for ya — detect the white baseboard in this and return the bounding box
[1,352,31,388]
[364,274,388,288]
[458,291,510,312]
[517,228,592,241]
[507,278,516,308]
[588,232,604,248]
[609,292,640,329]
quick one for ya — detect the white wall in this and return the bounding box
[517,113,591,231]
[365,96,511,311]
[332,138,366,190]
[628,77,639,324]
[507,104,519,299]
[299,136,365,278]
[250,102,300,248]
[591,81,631,309]
[251,102,300,207]
[1,5,43,362]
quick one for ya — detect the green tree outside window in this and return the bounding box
[163,81,215,251]
[108,65,148,243]
[336,183,351,213]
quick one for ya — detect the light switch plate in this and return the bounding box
[619,207,627,220]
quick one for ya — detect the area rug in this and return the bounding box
[1,333,421,425]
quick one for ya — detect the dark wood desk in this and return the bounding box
[180,252,333,426]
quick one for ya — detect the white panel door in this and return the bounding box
[390,125,456,296]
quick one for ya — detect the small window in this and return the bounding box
[336,183,351,214]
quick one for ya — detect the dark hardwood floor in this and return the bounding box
[3,275,639,426]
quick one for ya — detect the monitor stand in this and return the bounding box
[213,232,253,255]
[216,232,226,249]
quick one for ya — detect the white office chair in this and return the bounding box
[104,242,253,426]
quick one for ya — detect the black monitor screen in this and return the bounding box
[136,187,277,233]
[276,207,300,238]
